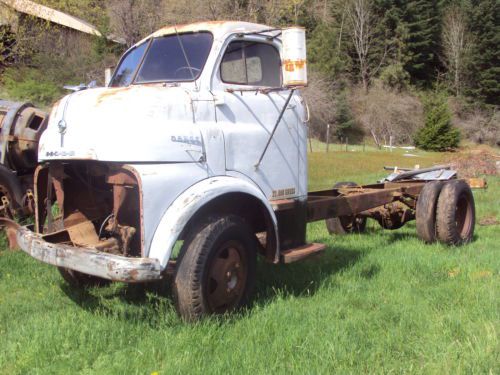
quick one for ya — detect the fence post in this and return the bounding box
[326,123,330,153]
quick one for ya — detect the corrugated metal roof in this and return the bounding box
[0,0,124,44]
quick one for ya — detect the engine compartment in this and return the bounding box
[35,162,143,256]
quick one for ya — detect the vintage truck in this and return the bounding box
[1,21,475,321]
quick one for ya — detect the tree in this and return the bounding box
[308,23,349,79]
[400,0,442,85]
[442,5,471,97]
[346,0,387,92]
[107,0,165,47]
[414,94,460,151]
[466,0,499,105]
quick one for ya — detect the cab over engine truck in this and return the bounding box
[4,22,476,321]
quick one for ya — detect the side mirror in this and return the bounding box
[281,27,307,88]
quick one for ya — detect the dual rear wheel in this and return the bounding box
[416,180,475,245]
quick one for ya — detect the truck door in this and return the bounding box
[211,36,304,200]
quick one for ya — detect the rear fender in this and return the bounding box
[148,176,279,268]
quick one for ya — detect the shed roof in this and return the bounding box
[0,0,124,44]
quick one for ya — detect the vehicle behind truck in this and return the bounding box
[3,21,476,321]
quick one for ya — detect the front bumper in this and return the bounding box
[16,226,162,282]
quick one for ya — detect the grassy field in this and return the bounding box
[0,149,498,374]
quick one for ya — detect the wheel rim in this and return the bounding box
[456,192,472,239]
[205,240,247,313]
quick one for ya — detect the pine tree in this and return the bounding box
[466,0,500,105]
[414,94,460,151]
[308,23,348,79]
[334,91,355,140]
[372,0,442,86]
[401,0,442,85]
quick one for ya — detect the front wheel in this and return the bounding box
[173,215,257,321]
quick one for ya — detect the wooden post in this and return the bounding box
[326,123,330,153]
[389,136,393,152]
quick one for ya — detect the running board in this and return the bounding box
[280,243,326,264]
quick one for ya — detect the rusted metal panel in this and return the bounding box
[280,243,325,263]
[306,189,398,222]
[16,226,161,282]
[467,178,487,189]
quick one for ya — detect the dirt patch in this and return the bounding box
[478,216,500,226]
[446,150,500,178]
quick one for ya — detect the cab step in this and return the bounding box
[280,243,326,263]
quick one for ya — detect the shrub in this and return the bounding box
[414,94,461,151]
[349,82,423,147]
[379,64,410,92]
[2,67,62,106]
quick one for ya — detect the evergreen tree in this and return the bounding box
[414,94,460,151]
[308,23,348,79]
[372,0,442,86]
[400,0,442,85]
[334,91,355,140]
[466,0,500,105]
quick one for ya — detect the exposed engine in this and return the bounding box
[36,162,142,256]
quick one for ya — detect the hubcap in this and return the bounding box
[206,240,247,313]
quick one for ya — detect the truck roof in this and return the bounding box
[135,20,274,47]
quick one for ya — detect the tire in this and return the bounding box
[436,180,475,245]
[326,182,367,235]
[58,267,110,287]
[173,215,257,321]
[416,181,444,243]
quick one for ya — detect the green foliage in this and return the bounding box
[379,63,410,91]
[308,23,348,79]
[466,0,500,105]
[1,152,498,374]
[334,90,357,140]
[374,0,442,86]
[2,67,61,106]
[414,93,461,151]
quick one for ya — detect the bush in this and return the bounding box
[2,67,62,106]
[414,94,461,151]
[379,64,410,92]
[349,82,423,147]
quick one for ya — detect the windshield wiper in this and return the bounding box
[174,27,199,90]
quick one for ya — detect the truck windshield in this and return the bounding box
[109,32,213,87]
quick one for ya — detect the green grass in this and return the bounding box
[1,151,498,374]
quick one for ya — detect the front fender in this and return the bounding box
[148,176,279,268]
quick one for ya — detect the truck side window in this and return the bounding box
[220,41,281,87]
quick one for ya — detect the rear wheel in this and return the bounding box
[416,181,444,243]
[436,180,475,245]
[173,215,257,321]
[326,182,367,235]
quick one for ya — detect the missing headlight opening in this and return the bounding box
[34,162,142,257]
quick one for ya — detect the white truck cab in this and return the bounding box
[12,21,476,321]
